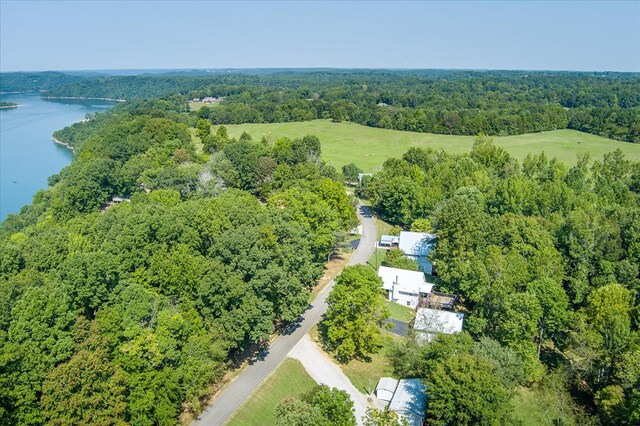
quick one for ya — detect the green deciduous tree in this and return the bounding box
[425,354,512,426]
[381,248,419,271]
[363,408,409,426]
[41,346,128,426]
[342,163,362,184]
[527,278,570,358]
[322,265,389,361]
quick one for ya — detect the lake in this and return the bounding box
[0,93,117,220]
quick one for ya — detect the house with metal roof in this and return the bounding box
[414,307,464,342]
[398,231,435,274]
[378,266,433,308]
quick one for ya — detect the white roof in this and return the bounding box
[380,234,400,244]
[378,266,433,296]
[399,231,435,257]
[388,379,427,424]
[375,377,398,402]
[414,308,464,335]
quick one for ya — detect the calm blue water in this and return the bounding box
[0,94,116,220]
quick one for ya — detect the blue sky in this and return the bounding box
[1,1,638,72]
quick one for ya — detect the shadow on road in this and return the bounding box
[358,206,373,218]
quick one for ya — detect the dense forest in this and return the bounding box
[0,72,86,93]
[357,138,640,424]
[2,70,639,142]
[0,97,357,425]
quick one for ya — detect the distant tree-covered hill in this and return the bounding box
[3,69,639,141]
[0,71,86,93]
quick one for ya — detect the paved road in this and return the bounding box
[194,205,377,425]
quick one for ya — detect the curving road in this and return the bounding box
[194,205,377,425]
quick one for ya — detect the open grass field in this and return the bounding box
[224,120,640,171]
[310,326,398,395]
[338,332,398,395]
[188,101,221,111]
[227,358,316,426]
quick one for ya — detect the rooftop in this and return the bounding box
[375,377,399,402]
[380,234,400,244]
[398,231,435,257]
[414,308,464,336]
[388,379,428,426]
[378,266,433,296]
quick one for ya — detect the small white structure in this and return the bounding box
[112,196,130,203]
[379,234,400,248]
[357,173,373,184]
[388,379,428,426]
[378,266,433,308]
[398,231,435,274]
[375,377,398,403]
[414,308,464,342]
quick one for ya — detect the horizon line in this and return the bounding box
[2,66,639,74]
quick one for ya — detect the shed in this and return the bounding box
[380,234,400,247]
[375,377,398,402]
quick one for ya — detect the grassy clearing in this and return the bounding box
[310,326,398,395]
[376,217,396,239]
[189,101,221,111]
[224,119,640,171]
[339,333,399,395]
[227,358,316,426]
[367,248,387,270]
[188,128,206,155]
[510,387,558,426]
[385,300,415,323]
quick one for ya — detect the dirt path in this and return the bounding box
[289,334,372,424]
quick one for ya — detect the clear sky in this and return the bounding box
[1,0,639,72]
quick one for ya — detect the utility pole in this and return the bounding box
[375,242,378,268]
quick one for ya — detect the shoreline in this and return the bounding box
[51,137,76,153]
[0,105,20,109]
[41,96,126,102]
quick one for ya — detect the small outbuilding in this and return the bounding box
[379,234,400,248]
[375,377,399,403]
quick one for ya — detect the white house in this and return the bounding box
[414,307,464,342]
[378,266,433,309]
[386,378,428,426]
[398,231,435,274]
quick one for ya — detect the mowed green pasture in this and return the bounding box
[227,358,316,426]
[224,120,640,171]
